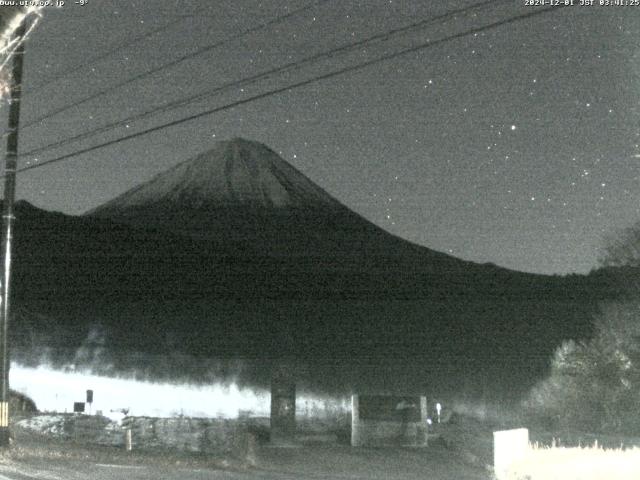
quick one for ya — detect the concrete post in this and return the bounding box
[125,428,132,451]
[420,396,428,446]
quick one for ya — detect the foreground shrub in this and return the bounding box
[525,301,640,434]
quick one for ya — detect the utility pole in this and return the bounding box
[0,16,27,448]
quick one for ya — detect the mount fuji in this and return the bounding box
[87,138,443,259]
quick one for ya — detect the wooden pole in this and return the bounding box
[0,16,27,448]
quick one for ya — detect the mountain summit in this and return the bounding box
[89,138,342,214]
[86,138,406,254]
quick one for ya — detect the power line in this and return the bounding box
[30,17,188,91]
[20,0,330,130]
[20,0,507,158]
[15,5,564,176]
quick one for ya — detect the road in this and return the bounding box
[0,444,492,480]
[0,462,303,480]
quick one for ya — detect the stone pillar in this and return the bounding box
[420,396,428,446]
[270,360,296,445]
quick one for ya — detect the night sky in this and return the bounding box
[1,0,639,275]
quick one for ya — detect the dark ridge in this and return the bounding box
[4,139,623,397]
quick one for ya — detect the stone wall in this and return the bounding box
[15,397,352,454]
[121,416,265,454]
[15,413,266,457]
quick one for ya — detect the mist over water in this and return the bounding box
[9,329,535,415]
[10,362,271,418]
[9,299,551,417]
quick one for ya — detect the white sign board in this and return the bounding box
[493,428,529,480]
